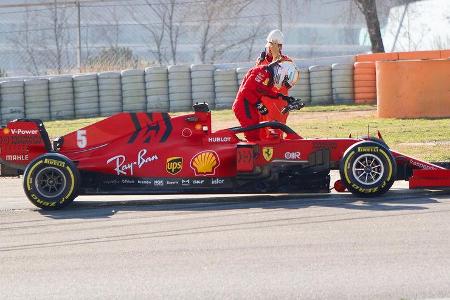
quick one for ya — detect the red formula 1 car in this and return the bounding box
[1,102,449,210]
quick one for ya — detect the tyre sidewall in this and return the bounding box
[340,142,396,196]
[23,154,79,209]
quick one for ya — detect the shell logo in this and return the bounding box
[2,128,10,135]
[190,150,220,176]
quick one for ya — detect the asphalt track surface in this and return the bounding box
[1,174,450,299]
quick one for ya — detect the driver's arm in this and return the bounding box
[250,69,281,99]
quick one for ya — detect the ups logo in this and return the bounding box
[166,157,183,175]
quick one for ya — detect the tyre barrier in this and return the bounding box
[145,66,169,112]
[0,80,25,124]
[236,67,250,86]
[25,78,50,121]
[354,62,376,104]
[73,73,99,118]
[332,63,354,104]
[49,75,75,120]
[290,67,311,104]
[168,65,192,112]
[0,58,387,124]
[309,65,332,105]
[191,64,215,108]
[98,71,122,117]
[214,69,238,109]
[121,69,146,113]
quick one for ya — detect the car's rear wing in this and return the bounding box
[0,119,51,171]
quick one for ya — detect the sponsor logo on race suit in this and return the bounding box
[284,151,301,160]
[208,137,232,143]
[181,179,190,186]
[262,147,273,161]
[166,157,183,175]
[190,150,220,176]
[255,72,265,83]
[106,149,158,176]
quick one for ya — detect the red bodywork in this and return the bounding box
[1,107,449,193]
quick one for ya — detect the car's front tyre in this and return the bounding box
[339,141,396,197]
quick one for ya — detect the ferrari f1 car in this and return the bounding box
[1,102,449,210]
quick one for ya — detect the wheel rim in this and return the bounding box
[35,166,67,198]
[352,154,384,185]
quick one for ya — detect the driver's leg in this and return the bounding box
[233,98,260,141]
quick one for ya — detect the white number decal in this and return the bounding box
[77,130,87,148]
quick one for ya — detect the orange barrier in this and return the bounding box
[356,50,450,62]
[354,62,375,68]
[377,59,450,118]
[356,52,399,62]
[355,87,376,94]
[354,80,376,88]
[354,62,376,104]
[354,74,376,81]
[397,50,441,60]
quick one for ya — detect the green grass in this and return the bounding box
[296,117,450,162]
[43,105,450,162]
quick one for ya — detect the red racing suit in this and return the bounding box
[232,65,281,141]
[256,53,293,122]
[256,53,294,139]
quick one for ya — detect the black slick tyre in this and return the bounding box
[339,141,396,197]
[23,153,79,209]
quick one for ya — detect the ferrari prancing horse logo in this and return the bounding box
[262,147,273,161]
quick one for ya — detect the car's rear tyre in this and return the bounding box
[23,153,79,210]
[339,141,396,197]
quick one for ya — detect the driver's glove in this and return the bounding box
[288,98,305,110]
[282,98,305,114]
[256,102,269,115]
[278,94,296,104]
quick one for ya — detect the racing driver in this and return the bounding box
[232,60,300,141]
[256,29,296,137]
